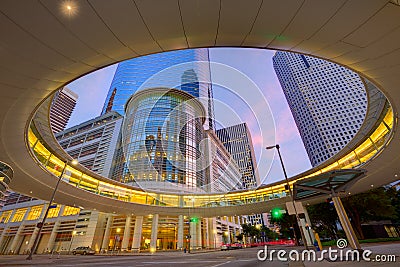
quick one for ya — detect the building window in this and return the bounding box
[63,206,80,216]
[11,208,27,222]
[26,205,43,220]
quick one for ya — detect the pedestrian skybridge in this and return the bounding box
[25,77,394,217]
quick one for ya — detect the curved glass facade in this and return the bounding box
[122,88,207,193]
[101,48,215,130]
[0,161,12,208]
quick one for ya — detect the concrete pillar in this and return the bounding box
[197,218,202,248]
[177,215,184,250]
[232,217,237,243]
[27,227,40,253]
[149,214,159,253]
[207,218,216,249]
[9,207,31,254]
[46,220,60,252]
[225,221,231,244]
[332,194,361,250]
[0,209,16,249]
[26,204,48,253]
[303,204,315,244]
[121,216,131,251]
[190,221,196,249]
[132,216,143,251]
[203,218,209,248]
[9,224,24,254]
[101,215,113,251]
[0,227,8,250]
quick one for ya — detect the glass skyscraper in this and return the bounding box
[273,51,367,167]
[122,88,206,193]
[101,48,215,130]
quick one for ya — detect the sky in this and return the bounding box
[66,48,311,185]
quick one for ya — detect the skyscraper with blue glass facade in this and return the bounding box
[101,48,215,130]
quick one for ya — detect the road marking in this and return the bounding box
[144,260,221,264]
[209,260,231,267]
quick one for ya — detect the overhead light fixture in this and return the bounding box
[61,1,78,17]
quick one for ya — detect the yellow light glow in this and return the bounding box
[116,228,121,233]
[61,1,78,17]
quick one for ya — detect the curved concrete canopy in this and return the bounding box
[0,0,399,216]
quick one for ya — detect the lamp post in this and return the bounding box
[266,144,309,249]
[27,159,78,260]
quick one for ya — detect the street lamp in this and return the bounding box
[27,159,78,260]
[266,144,309,249]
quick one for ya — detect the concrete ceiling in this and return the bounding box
[0,0,399,216]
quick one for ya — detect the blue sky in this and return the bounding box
[66,48,311,185]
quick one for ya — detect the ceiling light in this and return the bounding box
[61,1,78,17]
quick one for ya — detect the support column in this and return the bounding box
[132,216,143,251]
[0,227,8,250]
[149,214,159,253]
[232,217,237,243]
[0,209,16,250]
[46,220,60,252]
[101,215,113,252]
[203,218,209,248]
[332,194,361,250]
[9,207,31,254]
[121,216,131,251]
[27,227,40,253]
[207,218,216,249]
[190,221,196,249]
[27,204,48,253]
[303,204,315,244]
[197,218,202,248]
[9,224,24,254]
[177,215,184,250]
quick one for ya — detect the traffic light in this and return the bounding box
[271,207,284,219]
[190,217,199,223]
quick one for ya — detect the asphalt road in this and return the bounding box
[1,243,399,267]
[0,247,289,267]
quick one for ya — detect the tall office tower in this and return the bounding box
[273,52,367,167]
[216,123,266,226]
[204,130,243,192]
[121,88,207,193]
[216,123,260,189]
[50,87,78,133]
[55,111,123,177]
[101,48,215,130]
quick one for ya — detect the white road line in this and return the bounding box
[209,260,231,267]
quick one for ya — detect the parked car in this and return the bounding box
[230,243,243,249]
[72,246,95,255]
[221,244,230,251]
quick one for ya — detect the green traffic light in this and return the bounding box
[190,217,199,223]
[271,207,283,219]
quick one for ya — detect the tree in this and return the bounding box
[241,224,260,243]
[307,201,339,240]
[236,233,244,242]
[342,187,397,239]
